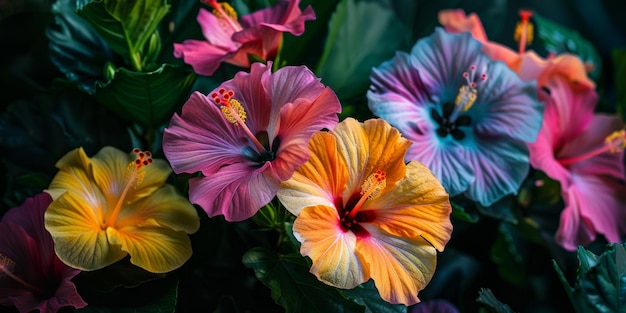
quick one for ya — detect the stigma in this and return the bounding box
[0,253,44,294]
[558,129,626,166]
[212,88,247,125]
[360,170,387,200]
[514,9,533,53]
[455,65,487,112]
[202,0,243,32]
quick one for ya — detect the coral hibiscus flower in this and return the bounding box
[438,9,595,91]
[367,28,543,206]
[277,118,453,305]
[162,62,341,221]
[44,147,200,273]
[174,0,315,75]
[528,77,626,250]
[0,193,87,313]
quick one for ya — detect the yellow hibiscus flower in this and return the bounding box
[44,146,200,274]
[277,118,453,305]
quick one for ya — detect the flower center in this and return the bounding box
[102,149,152,229]
[203,0,243,32]
[0,253,44,295]
[557,129,626,166]
[431,65,486,140]
[211,88,274,163]
[514,9,533,53]
[339,170,386,235]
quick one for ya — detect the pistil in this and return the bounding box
[103,149,152,229]
[514,9,534,53]
[203,0,243,32]
[345,170,386,222]
[212,88,267,154]
[0,253,44,295]
[558,129,626,166]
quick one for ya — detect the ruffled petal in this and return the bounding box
[44,192,126,271]
[556,175,626,250]
[292,204,367,289]
[357,226,438,306]
[107,222,194,273]
[197,8,237,48]
[188,162,279,221]
[544,77,597,143]
[366,161,452,251]
[437,9,488,42]
[404,134,474,197]
[163,92,251,175]
[464,136,531,206]
[368,51,433,134]
[277,131,347,215]
[116,185,200,234]
[560,114,625,179]
[173,40,234,76]
[239,0,315,36]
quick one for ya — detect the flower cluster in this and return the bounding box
[1,1,625,312]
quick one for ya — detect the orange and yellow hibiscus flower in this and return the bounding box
[277,118,453,305]
[44,146,200,273]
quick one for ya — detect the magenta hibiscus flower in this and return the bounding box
[173,0,315,76]
[528,77,626,250]
[163,62,341,221]
[0,193,87,313]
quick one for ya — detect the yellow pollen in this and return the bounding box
[514,21,534,45]
[455,85,477,112]
[220,99,247,125]
[605,129,626,153]
[360,170,387,200]
[212,2,238,20]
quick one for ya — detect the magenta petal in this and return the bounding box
[556,175,626,250]
[197,8,237,48]
[544,77,597,143]
[560,114,625,179]
[163,92,250,175]
[189,162,280,221]
[240,0,315,36]
[173,40,232,76]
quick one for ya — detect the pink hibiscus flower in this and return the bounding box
[438,9,595,91]
[162,62,341,221]
[528,77,626,250]
[0,193,87,313]
[173,0,315,76]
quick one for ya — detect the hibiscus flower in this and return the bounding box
[367,28,544,206]
[438,8,595,91]
[277,118,453,305]
[527,77,626,250]
[162,61,341,221]
[0,193,87,313]
[173,0,315,75]
[44,146,200,273]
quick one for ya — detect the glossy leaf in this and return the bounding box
[476,288,515,313]
[613,49,626,123]
[339,280,407,313]
[451,201,480,223]
[242,247,365,313]
[533,12,602,80]
[77,0,170,71]
[490,222,527,288]
[315,0,408,100]
[92,63,195,129]
[553,243,626,313]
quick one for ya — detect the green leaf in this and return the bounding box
[93,63,195,129]
[490,223,527,288]
[533,13,602,80]
[613,49,626,123]
[315,0,408,100]
[553,243,626,313]
[75,280,178,313]
[242,247,364,313]
[476,288,516,313]
[451,201,480,223]
[77,0,170,71]
[339,280,406,313]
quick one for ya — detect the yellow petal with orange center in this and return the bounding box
[293,204,368,289]
[364,161,453,251]
[90,147,172,206]
[333,118,411,197]
[357,226,437,306]
[115,185,200,234]
[106,221,194,273]
[44,191,126,270]
[278,131,348,215]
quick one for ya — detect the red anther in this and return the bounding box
[139,152,144,158]
[463,72,469,78]
[219,88,226,94]
[148,159,153,163]
[135,159,141,164]
[133,148,140,153]
[143,160,149,166]
[145,151,151,157]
